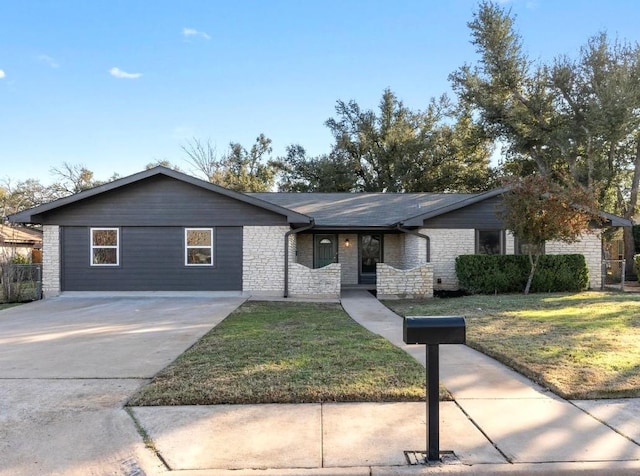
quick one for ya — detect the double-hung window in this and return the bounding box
[90,228,119,266]
[185,228,214,266]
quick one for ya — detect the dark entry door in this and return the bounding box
[359,234,382,284]
[314,234,337,268]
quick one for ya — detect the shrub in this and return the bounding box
[455,254,589,294]
[634,254,640,278]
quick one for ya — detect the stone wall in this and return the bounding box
[42,225,61,297]
[546,231,602,289]
[425,228,475,290]
[242,225,289,296]
[377,263,433,299]
[288,263,341,298]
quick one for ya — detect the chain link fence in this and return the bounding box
[602,259,625,291]
[0,263,42,302]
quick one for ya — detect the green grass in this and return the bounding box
[385,291,640,399]
[129,301,448,406]
[0,303,21,310]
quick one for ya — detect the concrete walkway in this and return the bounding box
[131,290,640,475]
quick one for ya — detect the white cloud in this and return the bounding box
[37,54,60,68]
[182,27,211,40]
[0,69,5,79]
[109,67,142,79]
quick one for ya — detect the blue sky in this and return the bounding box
[2,0,640,184]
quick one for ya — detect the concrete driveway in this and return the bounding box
[0,294,246,476]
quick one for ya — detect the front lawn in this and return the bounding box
[385,292,640,399]
[129,301,445,406]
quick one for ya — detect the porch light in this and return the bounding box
[345,238,351,247]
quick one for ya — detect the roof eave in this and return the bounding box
[7,167,312,225]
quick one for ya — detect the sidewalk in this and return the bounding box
[131,290,640,475]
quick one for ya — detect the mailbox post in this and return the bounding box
[403,316,466,463]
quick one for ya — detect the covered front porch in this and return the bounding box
[287,231,433,299]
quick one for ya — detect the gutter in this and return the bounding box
[284,221,315,298]
[395,225,430,263]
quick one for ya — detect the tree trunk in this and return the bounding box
[524,253,541,295]
[624,137,640,279]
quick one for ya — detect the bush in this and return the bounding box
[455,254,589,294]
[634,254,640,278]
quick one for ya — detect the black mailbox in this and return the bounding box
[403,316,466,345]
[403,315,466,463]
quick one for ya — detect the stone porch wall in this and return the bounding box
[377,263,433,299]
[243,225,289,295]
[546,231,602,289]
[288,263,341,298]
[42,225,61,297]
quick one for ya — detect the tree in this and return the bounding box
[273,145,354,192]
[1,178,62,219]
[451,1,640,276]
[181,138,221,181]
[182,135,277,192]
[550,33,640,276]
[145,159,182,171]
[320,89,494,192]
[500,175,600,294]
[49,162,108,195]
[450,1,562,180]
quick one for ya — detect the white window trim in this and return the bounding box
[185,228,214,266]
[90,227,119,266]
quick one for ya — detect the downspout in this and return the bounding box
[396,225,430,263]
[284,220,315,298]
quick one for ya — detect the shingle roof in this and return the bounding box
[248,192,486,227]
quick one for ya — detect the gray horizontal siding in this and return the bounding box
[422,196,505,229]
[62,226,242,291]
[39,175,288,226]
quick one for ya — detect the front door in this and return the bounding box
[359,234,382,284]
[314,234,337,268]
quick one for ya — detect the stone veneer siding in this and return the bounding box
[546,231,602,289]
[338,233,358,285]
[297,234,313,268]
[403,233,428,269]
[288,262,341,298]
[424,228,475,290]
[243,225,289,295]
[42,225,61,297]
[383,234,404,269]
[377,263,433,299]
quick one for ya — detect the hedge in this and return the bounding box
[455,254,589,294]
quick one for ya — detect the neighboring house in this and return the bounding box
[7,167,631,299]
[0,224,43,263]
